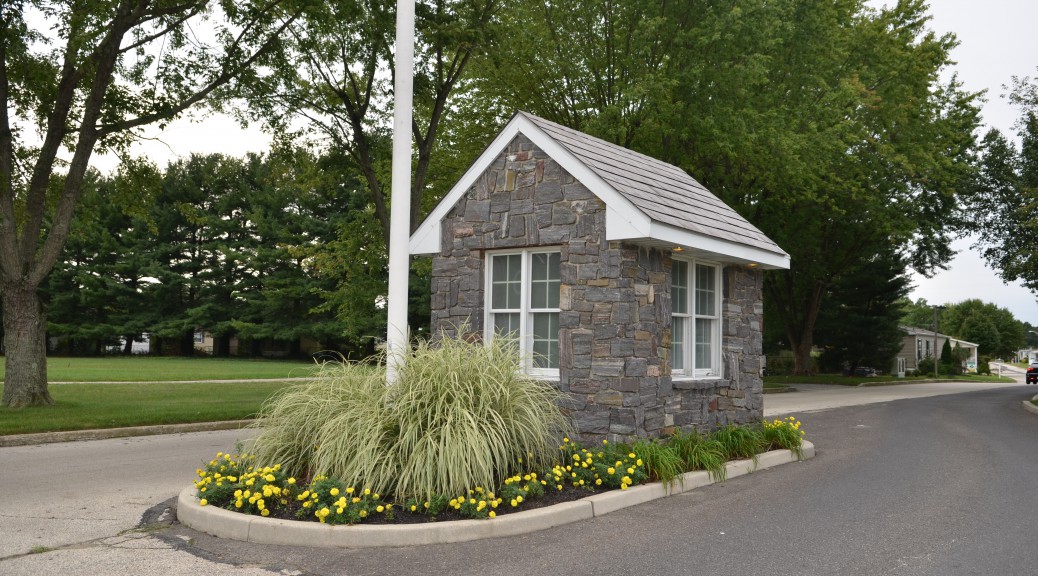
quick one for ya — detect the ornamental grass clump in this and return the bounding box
[249,361,391,485]
[388,335,571,499]
[248,334,571,501]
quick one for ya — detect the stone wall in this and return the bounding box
[429,134,764,441]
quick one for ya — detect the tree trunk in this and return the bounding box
[2,286,53,408]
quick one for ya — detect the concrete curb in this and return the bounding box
[177,440,815,548]
[0,420,253,447]
[1022,395,1038,416]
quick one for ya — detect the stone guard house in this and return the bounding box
[409,112,790,440]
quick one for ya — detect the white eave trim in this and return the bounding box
[640,222,791,270]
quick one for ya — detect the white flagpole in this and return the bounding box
[386,0,415,385]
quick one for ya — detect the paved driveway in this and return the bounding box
[2,378,1036,575]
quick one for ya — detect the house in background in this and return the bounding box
[409,111,789,440]
[896,326,979,374]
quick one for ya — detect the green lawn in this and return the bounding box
[0,381,298,435]
[1,356,319,382]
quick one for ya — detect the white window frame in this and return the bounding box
[671,258,722,379]
[484,249,561,378]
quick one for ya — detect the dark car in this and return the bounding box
[853,366,877,377]
[1028,362,1038,384]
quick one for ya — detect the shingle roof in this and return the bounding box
[519,112,785,258]
[410,111,789,269]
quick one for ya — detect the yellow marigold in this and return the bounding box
[261,509,270,517]
[376,505,385,513]
[489,511,496,518]
[330,488,340,496]
[199,499,208,506]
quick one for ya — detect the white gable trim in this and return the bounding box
[409,113,651,255]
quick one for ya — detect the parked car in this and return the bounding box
[1027,362,1038,384]
[853,366,877,377]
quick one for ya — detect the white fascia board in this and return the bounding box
[646,222,791,270]
[409,113,652,254]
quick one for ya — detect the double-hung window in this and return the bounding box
[671,259,721,378]
[486,250,561,376]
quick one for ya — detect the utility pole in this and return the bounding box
[932,305,945,379]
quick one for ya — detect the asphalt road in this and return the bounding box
[2,378,1036,575]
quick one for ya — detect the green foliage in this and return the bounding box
[917,356,935,376]
[0,0,303,406]
[712,425,764,462]
[469,0,981,377]
[760,417,806,459]
[629,439,685,487]
[667,430,727,482]
[815,248,911,374]
[199,418,808,525]
[941,339,953,364]
[250,335,572,500]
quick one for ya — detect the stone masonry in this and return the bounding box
[429,134,764,441]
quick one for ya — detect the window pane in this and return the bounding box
[532,312,559,368]
[672,316,685,371]
[494,313,520,337]
[531,252,561,309]
[695,318,713,371]
[695,264,716,317]
[672,260,688,314]
[491,255,522,309]
[547,253,560,308]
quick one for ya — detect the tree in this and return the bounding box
[900,297,941,331]
[814,248,911,375]
[239,0,501,247]
[466,0,981,374]
[0,1,301,407]
[938,299,1024,360]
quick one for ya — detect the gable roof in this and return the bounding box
[900,326,979,348]
[410,111,790,269]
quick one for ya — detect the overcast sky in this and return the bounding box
[879,0,1038,325]
[92,1,1038,324]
